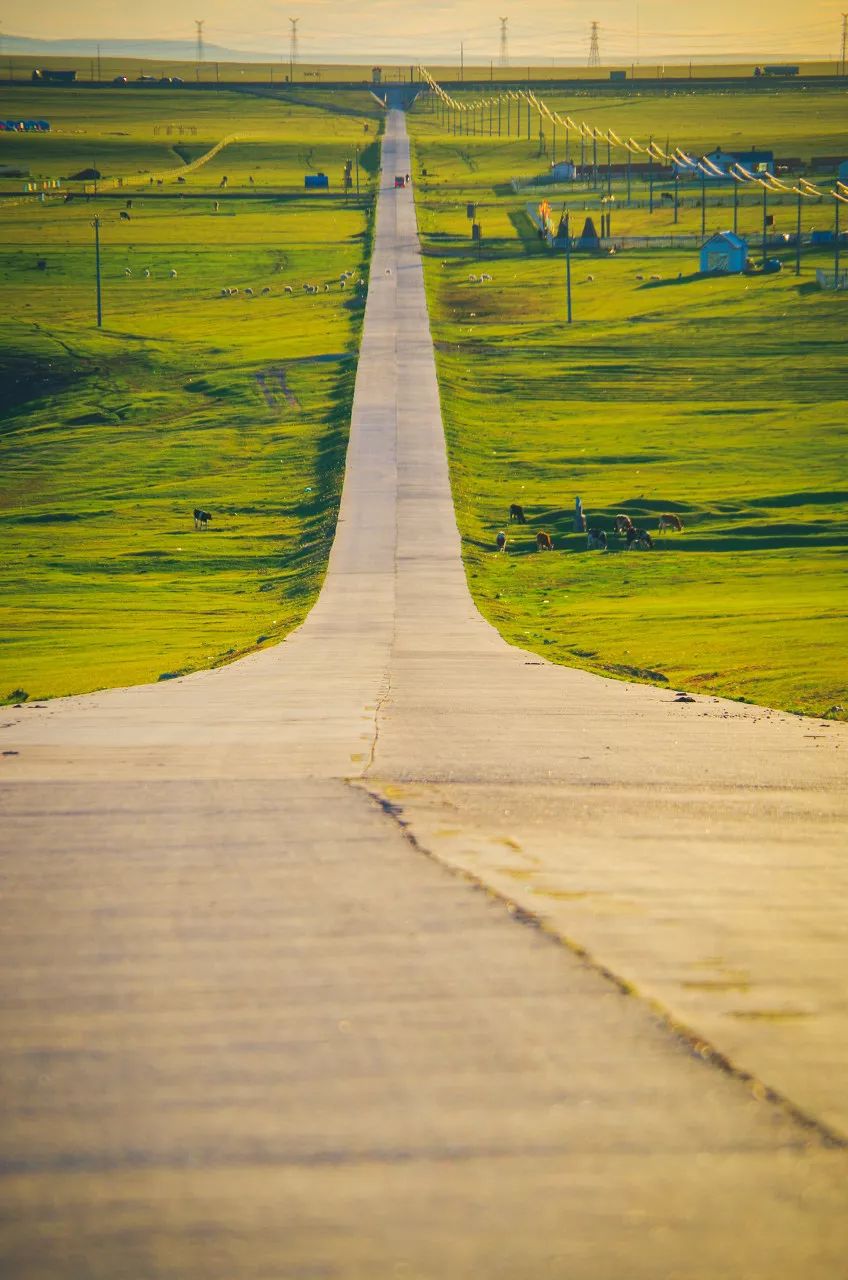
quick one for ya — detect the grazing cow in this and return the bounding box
[587,529,607,551]
[658,513,684,534]
[509,503,526,524]
[193,508,211,530]
[613,514,634,536]
[284,285,294,294]
[177,176,186,185]
[536,531,553,551]
[496,530,507,553]
[143,268,150,278]
[120,210,131,221]
[626,526,653,550]
[169,268,177,278]
[244,287,254,297]
[124,267,132,278]
[261,286,272,295]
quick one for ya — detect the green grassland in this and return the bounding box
[1,86,383,190]
[0,87,380,703]
[408,91,848,719]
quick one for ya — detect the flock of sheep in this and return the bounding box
[219,271,363,299]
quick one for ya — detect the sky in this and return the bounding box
[3,0,844,61]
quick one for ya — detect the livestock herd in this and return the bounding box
[497,503,684,553]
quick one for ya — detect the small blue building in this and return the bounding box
[700,231,748,274]
[304,172,329,190]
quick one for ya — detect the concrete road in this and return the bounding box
[1,108,847,1278]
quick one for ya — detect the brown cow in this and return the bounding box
[614,514,634,536]
[658,513,684,533]
[536,531,553,551]
[509,503,526,524]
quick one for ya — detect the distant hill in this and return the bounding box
[1,35,277,63]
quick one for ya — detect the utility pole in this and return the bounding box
[460,41,464,81]
[355,144,360,198]
[564,211,573,323]
[91,216,103,329]
[195,19,204,64]
[289,17,299,84]
[499,17,509,67]
[588,21,601,69]
[841,13,848,76]
[96,43,101,81]
[795,189,802,276]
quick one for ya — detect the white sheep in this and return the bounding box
[468,274,478,283]
[480,272,492,282]
[229,287,239,295]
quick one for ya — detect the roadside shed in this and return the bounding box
[700,230,748,274]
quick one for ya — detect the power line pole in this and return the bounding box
[460,41,464,81]
[195,19,205,64]
[91,216,103,329]
[289,17,299,83]
[499,17,509,67]
[96,43,101,81]
[841,13,848,76]
[588,21,601,69]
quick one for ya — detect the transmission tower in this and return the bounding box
[841,13,847,76]
[195,19,205,63]
[289,17,300,77]
[499,17,509,67]
[588,20,601,68]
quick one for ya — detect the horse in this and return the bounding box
[193,508,211,530]
[626,526,653,550]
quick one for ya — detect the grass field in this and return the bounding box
[1,86,383,191]
[0,87,381,703]
[408,91,848,719]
